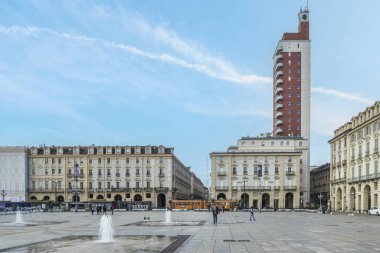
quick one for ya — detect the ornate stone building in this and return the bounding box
[310,163,330,208]
[210,135,308,209]
[329,101,380,213]
[27,145,206,209]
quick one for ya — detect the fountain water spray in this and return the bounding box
[15,210,24,224]
[165,210,172,223]
[98,215,114,243]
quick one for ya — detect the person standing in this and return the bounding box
[212,204,219,224]
[250,207,256,221]
[91,204,95,215]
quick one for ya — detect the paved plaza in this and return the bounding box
[0,210,380,252]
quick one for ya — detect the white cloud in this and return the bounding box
[0,25,271,85]
[311,86,374,105]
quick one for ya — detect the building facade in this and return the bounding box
[329,101,380,213]
[0,147,28,203]
[210,136,308,209]
[272,8,311,203]
[27,145,206,209]
[310,163,330,208]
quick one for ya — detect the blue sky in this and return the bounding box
[0,0,379,186]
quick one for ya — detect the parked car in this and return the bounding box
[368,207,380,216]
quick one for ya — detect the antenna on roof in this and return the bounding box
[306,0,309,10]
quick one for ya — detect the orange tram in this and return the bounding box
[171,200,240,211]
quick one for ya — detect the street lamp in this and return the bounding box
[1,189,6,206]
[52,181,58,209]
[71,162,80,212]
[318,193,323,210]
[238,181,247,209]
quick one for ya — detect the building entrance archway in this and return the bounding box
[350,187,356,212]
[336,188,342,211]
[134,194,142,202]
[285,193,293,209]
[241,193,249,209]
[217,193,226,200]
[363,185,371,212]
[157,193,166,208]
[262,193,270,208]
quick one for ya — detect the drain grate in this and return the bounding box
[223,239,251,242]
[161,235,191,253]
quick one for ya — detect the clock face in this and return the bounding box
[302,14,308,21]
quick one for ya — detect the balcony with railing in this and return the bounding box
[275,62,283,71]
[275,103,283,111]
[275,120,283,127]
[275,78,283,87]
[231,186,238,191]
[286,171,295,176]
[283,186,297,191]
[215,186,228,191]
[274,186,281,191]
[275,47,283,55]
[275,87,283,95]
[275,95,283,104]
[159,173,165,177]
[133,187,143,192]
[28,188,65,193]
[275,54,283,63]
[347,173,380,183]
[217,171,227,176]
[275,71,283,80]
[275,111,283,119]
[154,187,169,193]
[275,128,283,135]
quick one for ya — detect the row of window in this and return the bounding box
[332,160,379,179]
[31,168,165,176]
[240,141,303,147]
[34,157,166,165]
[350,120,380,143]
[31,181,165,190]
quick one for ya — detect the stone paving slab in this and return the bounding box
[0,211,380,252]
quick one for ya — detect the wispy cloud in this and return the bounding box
[311,86,374,105]
[0,25,271,85]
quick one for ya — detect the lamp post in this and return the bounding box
[318,193,323,212]
[52,181,58,209]
[1,189,6,206]
[71,162,80,212]
[238,181,247,209]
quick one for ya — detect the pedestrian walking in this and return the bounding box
[111,202,115,215]
[250,207,256,221]
[91,204,95,215]
[102,204,107,215]
[212,204,220,224]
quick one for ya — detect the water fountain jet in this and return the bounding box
[15,210,24,224]
[97,215,114,243]
[165,210,172,223]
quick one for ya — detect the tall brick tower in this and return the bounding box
[273,7,310,139]
[273,7,311,205]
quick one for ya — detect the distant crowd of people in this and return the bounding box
[90,202,116,215]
